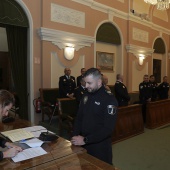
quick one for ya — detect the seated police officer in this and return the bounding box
[59,68,76,98]
[114,74,130,106]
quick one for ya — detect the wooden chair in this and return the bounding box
[57,98,78,136]
[39,88,59,122]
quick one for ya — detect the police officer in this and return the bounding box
[59,68,76,98]
[71,68,118,165]
[114,74,130,106]
[149,75,158,101]
[139,74,152,122]
[158,76,169,99]
[76,68,86,87]
[74,76,87,106]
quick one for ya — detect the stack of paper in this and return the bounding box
[12,147,47,163]
[1,129,34,142]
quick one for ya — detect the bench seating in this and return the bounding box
[112,104,144,144]
[146,99,170,129]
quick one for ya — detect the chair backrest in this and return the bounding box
[39,88,59,104]
[57,98,77,117]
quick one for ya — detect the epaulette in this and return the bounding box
[105,90,113,95]
[75,87,79,89]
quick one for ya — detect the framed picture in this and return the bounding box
[96,51,114,72]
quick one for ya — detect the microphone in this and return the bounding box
[39,102,59,141]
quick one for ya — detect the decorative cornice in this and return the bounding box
[126,44,155,56]
[37,27,95,51]
[71,0,170,35]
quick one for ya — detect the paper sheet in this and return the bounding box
[20,138,44,148]
[12,147,47,163]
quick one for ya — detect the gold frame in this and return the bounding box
[96,51,114,72]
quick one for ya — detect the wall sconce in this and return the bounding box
[64,46,75,60]
[138,54,145,65]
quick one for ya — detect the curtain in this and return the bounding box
[6,25,28,120]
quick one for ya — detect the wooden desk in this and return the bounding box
[0,119,117,170]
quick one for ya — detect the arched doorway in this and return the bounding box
[0,0,33,121]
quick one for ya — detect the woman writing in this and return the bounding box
[0,90,22,161]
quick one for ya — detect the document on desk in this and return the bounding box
[12,147,47,163]
[20,138,44,148]
[1,129,34,142]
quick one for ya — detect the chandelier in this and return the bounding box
[144,0,170,10]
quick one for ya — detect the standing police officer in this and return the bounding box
[139,74,152,122]
[59,68,76,98]
[158,76,169,99]
[71,68,118,165]
[114,74,130,106]
[149,75,158,101]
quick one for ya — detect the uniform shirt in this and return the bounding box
[74,85,87,105]
[114,81,130,106]
[149,81,158,101]
[158,82,169,99]
[0,137,7,161]
[76,75,83,87]
[139,81,152,103]
[73,86,118,164]
[59,75,76,98]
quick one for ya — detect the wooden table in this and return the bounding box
[0,119,117,170]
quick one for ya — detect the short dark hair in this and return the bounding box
[84,68,102,79]
[150,75,154,78]
[116,74,121,80]
[0,90,15,108]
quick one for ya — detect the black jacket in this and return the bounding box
[0,137,7,161]
[59,75,76,98]
[114,81,130,106]
[73,86,118,164]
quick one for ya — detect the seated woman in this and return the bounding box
[0,90,22,161]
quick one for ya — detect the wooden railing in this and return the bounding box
[146,99,170,129]
[112,104,144,143]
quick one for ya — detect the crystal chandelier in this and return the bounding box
[144,0,170,10]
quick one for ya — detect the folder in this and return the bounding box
[1,129,34,142]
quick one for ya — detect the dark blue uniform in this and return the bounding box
[150,81,158,101]
[139,81,152,122]
[59,75,76,98]
[114,81,130,106]
[73,86,118,165]
[158,82,169,99]
[74,86,87,106]
[0,137,7,161]
[76,75,83,87]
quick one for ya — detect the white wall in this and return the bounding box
[132,61,148,91]
[51,52,84,88]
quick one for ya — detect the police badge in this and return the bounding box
[107,105,117,115]
[84,96,88,104]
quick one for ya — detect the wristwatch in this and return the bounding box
[83,137,88,144]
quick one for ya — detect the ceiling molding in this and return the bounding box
[126,44,155,56]
[37,27,95,51]
[71,0,170,35]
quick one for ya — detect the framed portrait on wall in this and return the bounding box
[96,51,114,72]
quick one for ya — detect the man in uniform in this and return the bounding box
[114,74,130,106]
[71,68,118,165]
[76,68,86,87]
[149,75,158,101]
[139,74,152,122]
[74,76,87,106]
[59,68,76,98]
[158,76,169,99]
